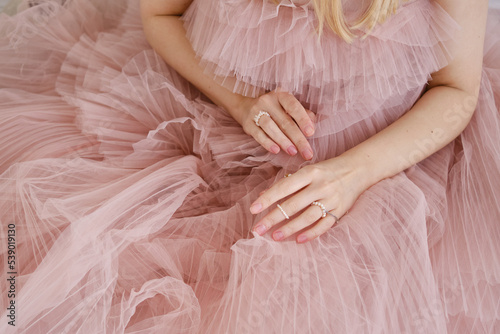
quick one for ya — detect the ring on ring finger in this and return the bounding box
[311,201,327,218]
[311,201,339,224]
[254,111,270,127]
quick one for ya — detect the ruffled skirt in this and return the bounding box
[0,1,499,333]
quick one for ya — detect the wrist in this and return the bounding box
[223,94,255,125]
[336,149,382,191]
[216,93,246,123]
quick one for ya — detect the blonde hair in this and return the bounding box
[278,0,405,42]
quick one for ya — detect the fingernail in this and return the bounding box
[287,146,298,156]
[270,145,280,154]
[297,235,308,243]
[273,230,284,241]
[304,125,314,137]
[303,149,313,160]
[254,224,267,235]
[250,202,262,214]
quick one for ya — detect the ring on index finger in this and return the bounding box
[254,111,271,127]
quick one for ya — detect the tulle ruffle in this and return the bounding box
[182,0,460,134]
[0,0,499,333]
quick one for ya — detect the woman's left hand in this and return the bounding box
[250,156,371,243]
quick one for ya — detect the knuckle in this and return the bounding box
[298,114,311,125]
[280,119,295,131]
[290,99,303,112]
[283,96,302,111]
[294,137,309,148]
[305,165,322,177]
[259,94,274,106]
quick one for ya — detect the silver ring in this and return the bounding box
[326,211,339,224]
[254,111,270,127]
[311,201,327,218]
[277,204,289,219]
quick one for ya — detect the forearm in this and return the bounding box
[341,85,478,188]
[140,7,245,119]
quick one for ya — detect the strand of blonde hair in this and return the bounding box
[275,0,405,42]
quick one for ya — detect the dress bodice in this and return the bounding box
[182,0,459,134]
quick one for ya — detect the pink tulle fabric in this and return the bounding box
[0,0,499,333]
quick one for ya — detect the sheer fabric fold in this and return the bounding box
[0,0,499,333]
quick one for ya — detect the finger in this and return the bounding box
[252,187,318,235]
[258,113,298,156]
[306,109,317,123]
[250,171,311,214]
[273,205,326,241]
[277,91,315,137]
[271,110,314,160]
[296,213,339,243]
[248,126,281,154]
[259,92,314,160]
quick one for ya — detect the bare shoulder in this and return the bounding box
[427,0,489,95]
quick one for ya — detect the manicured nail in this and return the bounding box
[304,125,314,137]
[270,145,280,154]
[254,224,267,235]
[297,235,308,243]
[250,203,262,214]
[303,149,313,160]
[287,146,298,156]
[273,230,284,241]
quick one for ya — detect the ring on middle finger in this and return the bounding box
[311,201,327,218]
[254,111,271,127]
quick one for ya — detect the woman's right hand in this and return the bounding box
[229,90,316,160]
[141,3,315,159]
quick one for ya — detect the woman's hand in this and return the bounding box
[142,2,315,160]
[249,156,371,243]
[229,90,316,160]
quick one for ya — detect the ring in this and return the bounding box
[326,211,339,224]
[277,204,289,219]
[254,111,270,127]
[311,201,327,218]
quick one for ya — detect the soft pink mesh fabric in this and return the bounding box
[0,0,499,333]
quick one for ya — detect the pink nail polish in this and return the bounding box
[273,230,284,241]
[270,145,280,154]
[287,146,298,155]
[303,149,313,160]
[297,235,308,243]
[255,225,267,235]
[304,125,314,137]
[250,203,262,214]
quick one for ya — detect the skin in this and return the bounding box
[141,0,489,243]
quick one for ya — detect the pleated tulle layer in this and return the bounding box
[182,0,460,134]
[0,0,499,333]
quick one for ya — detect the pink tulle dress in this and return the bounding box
[0,0,499,332]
